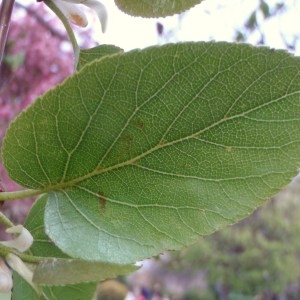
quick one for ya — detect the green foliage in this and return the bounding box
[183,288,216,300]
[234,1,288,45]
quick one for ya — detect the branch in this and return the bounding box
[0,189,42,202]
[45,0,80,69]
[0,0,15,65]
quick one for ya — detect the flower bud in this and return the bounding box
[1,225,33,252]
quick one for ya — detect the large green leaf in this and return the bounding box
[114,0,202,17]
[3,42,300,264]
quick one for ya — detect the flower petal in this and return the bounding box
[82,0,108,32]
[61,0,108,32]
[0,258,12,292]
[6,254,40,295]
[53,0,88,27]
[0,225,33,252]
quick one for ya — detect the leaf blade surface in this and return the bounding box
[33,258,137,285]
[12,272,97,300]
[3,42,300,263]
[25,196,137,283]
[77,45,123,70]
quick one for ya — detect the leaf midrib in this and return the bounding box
[44,89,300,193]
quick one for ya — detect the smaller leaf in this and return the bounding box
[77,45,123,70]
[26,197,138,285]
[25,195,68,258]
[12,272,40,300]
[33,258,138,285]
[13,272,97,300]
[43,282,96,300]
[114,0,202,17]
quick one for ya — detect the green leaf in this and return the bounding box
[25,196,137,284]
[33,258,137,285]
[12,272,40,300]
[43,283,96,300]
[3,42,300,264]
[25,195,68,258]
[13,272,97,300]
[77,45,123,71]
[114,0,202,17]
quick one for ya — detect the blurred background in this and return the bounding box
[1,0,300,299]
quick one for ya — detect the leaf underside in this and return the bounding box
[12,272,96,300]
[3,42,300,264]
[33,258,137,285]
[77,45,123,71]
[114,0,202,17]
[12,195,134,298]
[24,195,137,286]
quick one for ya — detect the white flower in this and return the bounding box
[6,254,40,295]
[0,225,33,253]
[52,0,108,31]
[0,226,35,294]
[0,258,12,292]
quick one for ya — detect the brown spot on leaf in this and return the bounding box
[135,118,145,130]
[95,165,103,172]
[131,159,140,166]
[120,135,133,142]
[226,146,234,153]
[98,192,107,212]
[158,139,167,147]
[120,135,133,154]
